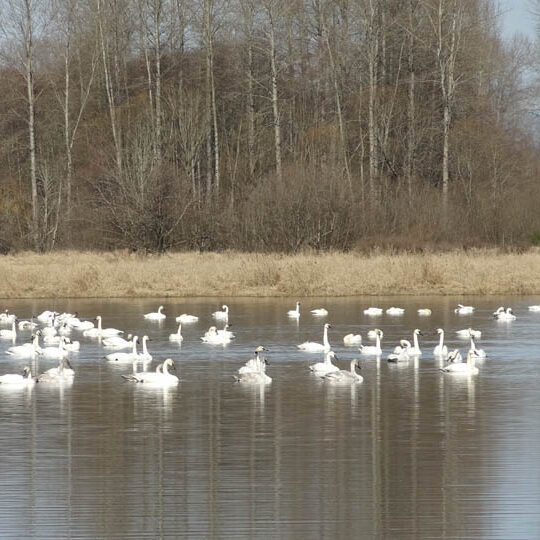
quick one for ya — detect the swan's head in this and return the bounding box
[352,358,360,369]
[327,351,337,359]
[324,323,331,329]
[158,305,164,312]
[164,358,176,372]
[209,326,217,332]
[414,329,423,336]
[95,315,102,321]
[436,328,444,335]
[222,305,228,311]
[400,340,411,348]
[142,335,150,342]
[448,349,460,362]
[376,329,383,337]
[63,358,74,370]
[255,345,267,353]
[22,366,31,376]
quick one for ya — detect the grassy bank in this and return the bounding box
[1,250,539,298]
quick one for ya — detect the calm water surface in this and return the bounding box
[1,296,540,539]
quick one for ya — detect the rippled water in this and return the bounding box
[1,296,540,539]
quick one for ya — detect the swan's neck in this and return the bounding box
[132,338,139,354]
[177,323,182,335]
[375,333,381,348]
[142,338,148,354]
[295,303,300,314]
[439,332,444,348]
[470,337,476,351]
[413,332,419,349]
[158,306,163,314]
[163,363,170,375]
[325,354,333,365]
[350,361,356,373]
[323,327,330,348]
[97,318,102,331]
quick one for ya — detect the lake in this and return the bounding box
[0,296,539,539]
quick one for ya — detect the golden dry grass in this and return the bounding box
[0,249,539,298]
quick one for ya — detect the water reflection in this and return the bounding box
[0,296,539,538]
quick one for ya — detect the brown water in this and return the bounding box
[1,296,540,539]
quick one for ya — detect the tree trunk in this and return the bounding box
[268,4,282,181]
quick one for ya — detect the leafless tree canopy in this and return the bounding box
[0,0,538,253]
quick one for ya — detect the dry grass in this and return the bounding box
[1,249,539,298]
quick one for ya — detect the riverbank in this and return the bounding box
[1,250,539,298]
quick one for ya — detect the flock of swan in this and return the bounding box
[0,300,534,388]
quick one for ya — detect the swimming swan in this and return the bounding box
[123,358,179,384]
[0,366,34,386]
[37,358,75,382]
[528,305,540,312]
[433,328,448,357]
[494,307,516,321]
[417,309,432,316]
[102,334,133,349]
[395,329,422,355]
[388,343,411,363]
[42,337,69,359]
[359,329,382,355]
[105,336,139,363]
[469,335,486,358]
[343,331,362,346]
[386,307,405,315]
[0,319,17,339]
[176,313,199,323]
[213,305,229,319]
[456,328,481,339]
[144,306,166,320]
[169,324,184,341]
[238,346,268,375]
[7,333,42,357]
[323,358,363,384]
[310,308,328,316]
[455,304,475,314]
[83,316,123,338]
[234,357,272,384]
[288,302,301,318]
[201,326,232,345]
[363,307,383,316]
[298,323,331,352]
[309,351,340,376]
[441,350,478,374]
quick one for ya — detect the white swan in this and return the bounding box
[169,323,184,341]
[137,335,152,362]
[123,358,179,384]
[213,305,229,319]
[106,336,139,363]
[455,304,475,314]
[0,310,16,324]
[176,313,199,323]
[0,366,34,386]
[234,356,271,384]
[42,337,69,359]
[37,358,75,382]
[367,329,383,340]
[441,350,479,374]
[83,316,123,337]
[469,335,486,358]
[359,329,382,355]
[7,333,42,357]
[363,307,383,316]
[201,326,232,345]
[456,328,482,339]
[528,305,540,312]
[72,319,94,330]
[494,307,516,321]
[298,323,331,352]
[343,331,362,346]
[386,307,404,315]
[393,339,412,354]
[492,306,505,316]
[36,310,57,323]
[388,344,411,363]
[238,346,268,375]
[323,358,363,384]
[409,329,423,355]
[310,308,328,316]
[309,351,340,376]
[144,305,166,320]
[18,319,37,330]
[446,349,463,364]
[0,319,17,339]
[102,334,133,349]
[433,328,448,356]
[417,308,432,316]
[287,302,301,318]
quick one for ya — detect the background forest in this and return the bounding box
[0,0,539,254]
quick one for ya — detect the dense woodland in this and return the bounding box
[0,0,538,253]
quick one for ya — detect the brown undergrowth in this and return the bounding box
[0,249,539,298]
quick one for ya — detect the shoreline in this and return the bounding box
[1,250,540,299]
